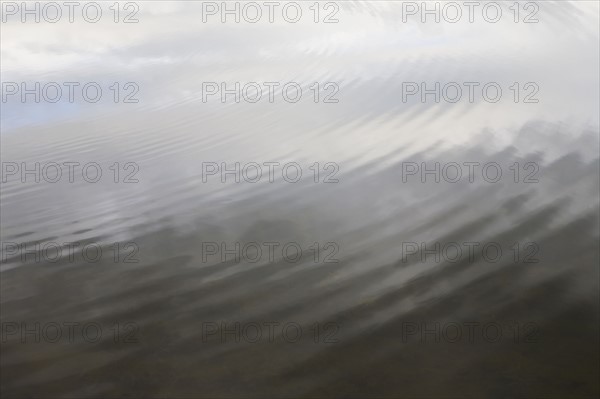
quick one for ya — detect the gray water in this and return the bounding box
[1,1,599,397]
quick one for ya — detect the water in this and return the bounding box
[1,1,599,397]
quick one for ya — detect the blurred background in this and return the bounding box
[1,1,599,397]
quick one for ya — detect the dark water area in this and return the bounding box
[1,1,599,398]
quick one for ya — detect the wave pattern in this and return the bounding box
[1,2,599,397]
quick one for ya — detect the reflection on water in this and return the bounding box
[1,1,599,397]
